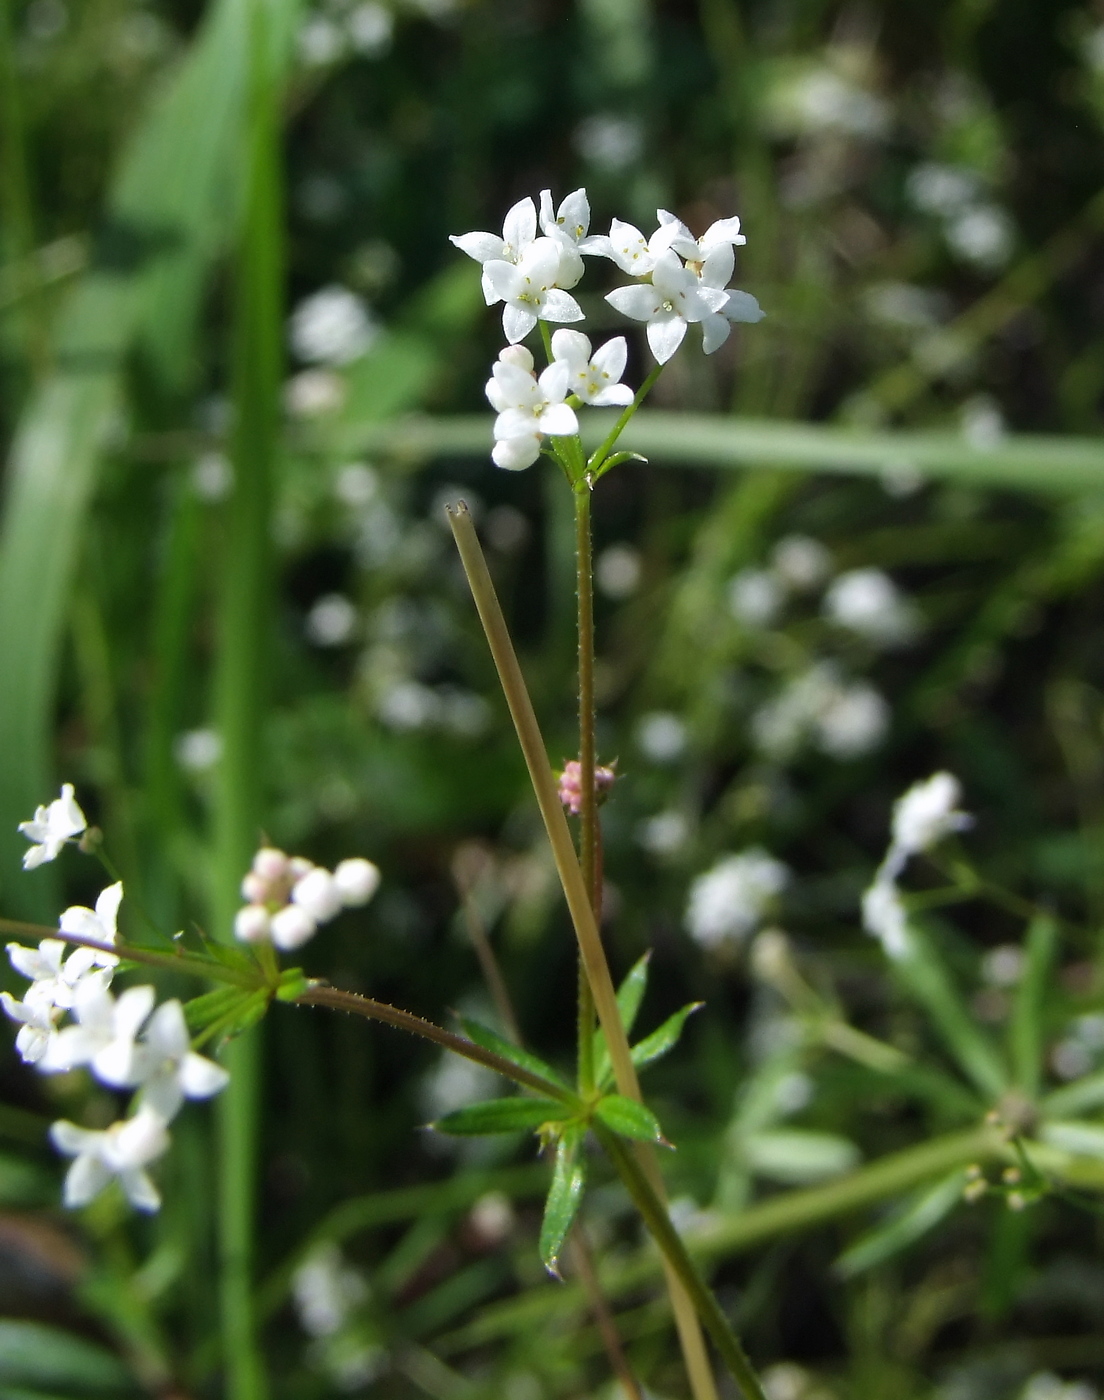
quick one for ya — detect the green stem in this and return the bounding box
[212,0,283,1390]
[0,919,259,988]
[575,485,598,1096]
[588,362,664,478]
[597,1125,767,1400]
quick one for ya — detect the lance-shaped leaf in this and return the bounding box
[434,1097,571,1137]
[459,1017,568,1090]
[594,953,651,1085]
[631,1002,703,1073]
[835,1170,965,1278]
[593,1093,666,1144]
[184,986,253,1034]
[540,1125,586,1277]
[1009,913,1058,1098]
[742,1129,861,1185]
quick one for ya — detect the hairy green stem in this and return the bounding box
[575,485,598,1096]
[588,362,664,477]
[597,1125,767,1400]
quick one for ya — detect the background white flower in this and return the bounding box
[686,850,790,949]
[289,286,378,365]
[18,784,86,869]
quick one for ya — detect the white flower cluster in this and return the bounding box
[861,772,972,959]
[234,847,380,951]
[2,879,228,1213]
[685,849,790,951]
[18,783,87,869]
[451,188,763,471]
[752,662,889,762]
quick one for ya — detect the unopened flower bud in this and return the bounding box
[499,345,534,371]
[1006,1190,1026,1212]
[253,847,289,881]
[557,759,616,816]
[288,856,314,881]
[241,872,269,904]
[234,905,272,944]
[333,858,380,907]
[292,868,343,923]
[270,904,317,950]
[750,928,791,983]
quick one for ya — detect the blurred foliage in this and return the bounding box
[7,0,1104,1397]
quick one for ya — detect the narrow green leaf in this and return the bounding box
[631,1002,703,1072]
[1009,913,1058,1097]
[594,952,651,1086]
[896,925,1008,1100]
[539,1126,586,1277]
[434,1097,569,1137]
[1043,1069,1104,1119]
[742,1129,861,1185]
[593,1093,665,1144]
[835,1172,965,1278]
[0,1319,134,1391]
[459,1018,567,1088]
[219,988,272,1040]
[1039,1119,1104,1161]
[183,986,251,1033]
[202,942,259,975]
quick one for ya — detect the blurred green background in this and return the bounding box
[6,0,1104,1397]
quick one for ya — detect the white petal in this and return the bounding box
[482,260,523,303]
[578,234,614,259]
[538,188,556,233]
[552,243,584,289]
[492,435,541,470]
[480,267,501,306]
[292,868,343,923]
[557,188,591,240]
[539,403,579,436]
[115,986,156,1040]
[539,289,584,324]
[333,858,381,906]
[550,328,591,373]
[589,335,628,382]
[449,231,506,264]
[7,943,53,981]
[590,383,635,407]
[16,1025,50,1062]
[724,290,765,323]
[270,905,317,950]
[494,408,538,440]
[491,361,538,406]
[699,243,734,289]
[40,1025,100,1073]
[93,883,123,942]
[502,197,537,253]
[113,1111,170,1168]
[650,252,695,298]
[92,1040,141,1088]
[606,285,662,322]
[537,360,570,403]
[52,786,87,838]
[120,1169,161,1213]
[146,1000,190,1059]
[58,905,103,941]
[180,1052,231,1099]
[64,1154,111,1208]
[502,304,537,344]
[50,1120,98,1155]
[516,236,562,285]
[62,947,97,983]
[21,844,50,870]
[695,285,730,315]
[141,1072,184,1123]
[701,312,732,354]
[606,219,649,273]
[646,313,687,364]
[702,216,745,249]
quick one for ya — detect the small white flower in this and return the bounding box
[605,251,728,364]
[289,286,378,366]
[136,1000,230,1122]
[481,237,586,343]
[18,784,86,870]
[484,349,578,470]
[636,711,687,763]
[550,329,634,406]
[652,210,763,352]
[538,187,596,289]
[890,772,971,860]
[728,568,783,627]
[292,868,344,924]
[6,937,112,1012]
[861,878,910,959]
[685,850,789,950]
[293,1243,368,1339]
[40,982,155,1085]
[823,567,919,647]
[814,682,889,759]
[270,904,318,951]
[333,858,381,906]
[771,535,832,591]
[449,196,538,274]
[584,217,674,276]
[234,905,272,944]
[50,1108,170,1212]
[58,882,124,971]
[1,987,61,1064]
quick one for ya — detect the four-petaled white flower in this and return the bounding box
[585,217,678,276]
[539,187,602,289]
[605,251,729,364]
[57,881,123,971]
[6,936,112,1012]
[0,986,61,1064]
[136,1000,230,1122]
[40,982,155,1085]
[485,346,579,470]
[50,1109,170,1212]
[481,237,585,343]
[652,212,763,353]
[18,784,86,869]
[550,330,634,406]
[449,195,538,286]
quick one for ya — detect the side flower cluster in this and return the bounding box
[861,772,972,958]
[3,880,228,1213]
[451,187,763,472]
[234,847,380,950]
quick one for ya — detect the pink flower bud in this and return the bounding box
[292,868,343,923]
[270,904,317,951]
[333,858,380,907]
[556,760,616,816]
[252,847,289,881]
[234,905,271,944]
[240,872,269,904]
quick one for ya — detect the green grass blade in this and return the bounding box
[1009,914,1058,1097]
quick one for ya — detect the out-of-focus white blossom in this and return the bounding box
[50,1108,170,1212]
[235,847,380,952]
[136,1000,229,1122]
[192,450,233,501]
[861,878,910,959]
[18,784,86,869]
[293,1243,368,1338]
[890,772,971,862]
[685,850,789,950]
[174,727,222,773]
[729,568,784,628]
[285,369,346,417]
[636,711,688,763]
[58,883,124,970]
[946,205,1014,270]
[306,593,359,647]
[0,987,61,1065]
[347,2,392,55]
[289,286,378,365]
[961,395,1005,449]
[907,163,979,217]
[823,568,919,647]
[752,665,888,761]
[772,535,832,591]
[573,114,643,170]
[1020,1374,1098,1400]
[980,944,1024,988]
[637,811,690,856]
[814,682,889,759]
[596,543,642,599]
[334,858,381,906]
